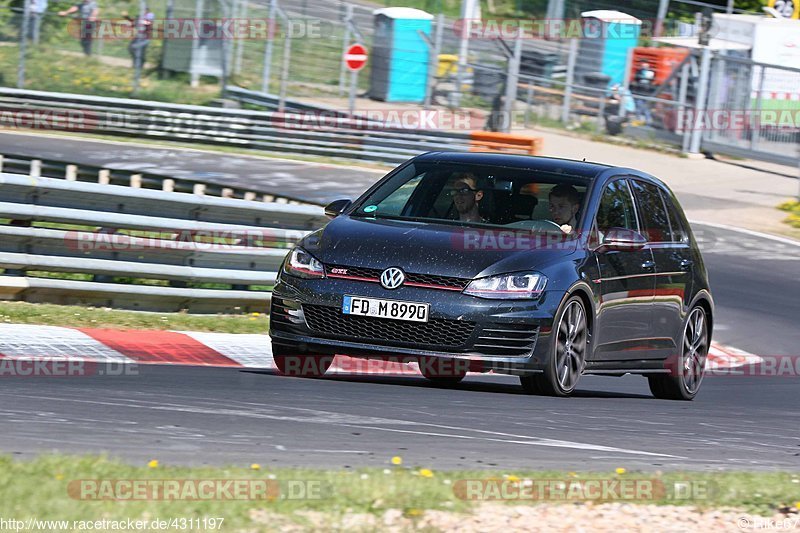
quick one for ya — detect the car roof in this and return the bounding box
[414,152,612,180]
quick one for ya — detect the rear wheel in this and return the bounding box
[520,295,588,397]
[648,306,709,400]
[272,345,333,378]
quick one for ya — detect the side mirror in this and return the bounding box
[598,227,647,252]
[324,199,352,218]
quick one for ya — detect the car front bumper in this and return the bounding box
[269,275,565,375]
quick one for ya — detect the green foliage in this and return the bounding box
[0,301,270,331]
[778,200,800,228]
[0,455,799,526]
[0,45,218,103]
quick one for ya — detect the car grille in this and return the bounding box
[302,304,475,348]
[325,264,470,291]
[270,298,304,331]
[474,324,540,357]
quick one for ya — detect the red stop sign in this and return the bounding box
[344,43,368,72]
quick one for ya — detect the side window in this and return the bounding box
[630,180,672,242]
[596,179,638,235]
[659,189,690,244]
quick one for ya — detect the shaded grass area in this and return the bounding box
[0,455,799,531]
[779,201,800,229]
[0,301,269,333]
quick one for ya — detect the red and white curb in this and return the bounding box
[0,324,761,375]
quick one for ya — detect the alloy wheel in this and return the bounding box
[681,307,708,394]
[554,299,588,392]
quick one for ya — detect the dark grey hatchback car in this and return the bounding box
[269,152,713,400]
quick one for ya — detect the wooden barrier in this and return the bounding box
[469,132,543,156]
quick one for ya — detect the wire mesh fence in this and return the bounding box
[1,0,798,168]
[703,54,800,162]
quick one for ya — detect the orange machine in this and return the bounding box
[629,47,689,85]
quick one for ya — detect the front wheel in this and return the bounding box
[648,306,709,400]
[272,346,333,378]
[419,357,467,387]
[520,295,588,397]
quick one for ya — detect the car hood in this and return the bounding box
[301,215,577,279]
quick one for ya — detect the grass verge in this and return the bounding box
[0,301,268,333]
[0,455,799,531]
[779,201,800,229]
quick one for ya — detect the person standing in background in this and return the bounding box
[29,0,48,45]
[124,5,154,70]
[58,0,99,56]
[631,60,656,125]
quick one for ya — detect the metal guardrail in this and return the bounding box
[223,87,359,117]
[0,88,473,165]
[0,172,329,313]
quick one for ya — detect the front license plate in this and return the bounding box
[342,295,429,323]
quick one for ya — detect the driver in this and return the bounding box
[548,184,581,234]
[449,172,485,223]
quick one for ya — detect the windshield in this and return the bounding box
[353,161,590,233]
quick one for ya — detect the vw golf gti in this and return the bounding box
[269,152,713,400]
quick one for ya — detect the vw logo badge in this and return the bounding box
[380,267,405,290]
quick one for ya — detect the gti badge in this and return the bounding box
[380,267,405,290]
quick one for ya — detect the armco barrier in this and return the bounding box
[0,173,329,313]
[0,88,473,165]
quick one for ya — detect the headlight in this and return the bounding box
[283,247,325,279]
[463,272,547,299]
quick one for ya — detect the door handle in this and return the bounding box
[641,260,656,270]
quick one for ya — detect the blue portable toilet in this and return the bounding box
[369,7,433,103]
[575,10,642,87]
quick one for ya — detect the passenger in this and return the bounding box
[548,184,581,234]
[449,172,485,223]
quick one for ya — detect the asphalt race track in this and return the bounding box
[1,365,799,471]
[0,132,384,205]
[0,134,798,471]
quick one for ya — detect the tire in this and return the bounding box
[419,357,467,387]
[520,295,588,397]
[648,306,709,401]
[271,345,333,378]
